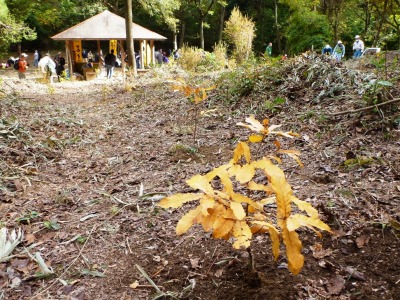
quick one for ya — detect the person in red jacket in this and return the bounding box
[18,53,28,80]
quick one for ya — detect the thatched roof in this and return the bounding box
[51,10,167,41]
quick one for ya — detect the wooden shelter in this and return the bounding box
[51,10,167,78]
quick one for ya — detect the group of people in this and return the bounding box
[322,35,365,62]
[13,51,66,82]
[264,35,365,63]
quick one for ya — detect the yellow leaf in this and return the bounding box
[251,221,280,260]
[232,220,252,249]
[231,142,251,164]
[237,115,266,133]
[231,192,261,210]
[223,208,236,219]
[199,203,225,232]
[158,193,203,208]
[282,228,304,275]
[217,169,234,195]
[176,206,202,235]
[229,164,255,183]
[287,214,331,233]
[205,164,232,181]
[257,160,293,223]
[200,196,216,216]
[258,196,276,205]
[248,134,264,143]
[278,149,304,168]
[248,181,274,193]
[230,202,246,220]
[213,217,235,239]
[186,174,214,195]
[291,197,319,219]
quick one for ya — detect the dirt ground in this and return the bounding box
[0,58,399,300]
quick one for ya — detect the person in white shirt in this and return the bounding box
[353,35,364,58]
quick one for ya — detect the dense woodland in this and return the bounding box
[1,0,400,56]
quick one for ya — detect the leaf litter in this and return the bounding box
[0,59,399,299]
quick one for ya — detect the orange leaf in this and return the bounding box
[248,135,264,143]
[230,202,246,220]
[176,206,203,235]
[229,164,255,184]
[251,220,280,260]
[186,174,214,195]
[232,220,252,249]
[199,203,225,232]
[282,228,304,275]
[231,142,251,164]
[158,193,203,208]
[274,140,281,149]
[212,217,235,239]
[200,196,216,216]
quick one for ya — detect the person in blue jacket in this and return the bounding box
[322,44,332,56]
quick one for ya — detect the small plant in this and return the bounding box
[17,211,40,224]
[263,97,286,113]
[159,116,330,275]
[43,220,60,230]
[173,79,216,143]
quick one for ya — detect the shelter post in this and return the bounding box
[150,40,155,66]
[139,40,144,70]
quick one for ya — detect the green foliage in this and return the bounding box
[136,0,180,30]
[286,10,331,54]
[264,97,286,113]
[0,13,36,53]
[178,43,228,72]
[223,7,256,64]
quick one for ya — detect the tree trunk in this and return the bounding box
[274,0,282,54]
[125,0,136,74]
[218,4,225,43]
[200,17,204,49]
[372,0,389,46]
[179,21,185,49]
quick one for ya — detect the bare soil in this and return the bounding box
[0,60,399,300]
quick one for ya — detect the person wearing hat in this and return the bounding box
[332,41,345,63]
[322,44,332,56]
[353,35,364,58]
[18,53,28,80]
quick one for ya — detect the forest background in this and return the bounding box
[1,0,400,58]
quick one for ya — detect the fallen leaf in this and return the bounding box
[355,235,370,248]
[153,256,161,262]
[129,280,139,289]
[344,266,366,281]
[190,257,201,269]
[310,243,333,259]
[24,234,35,244]
[327,275,345,295]
[214,268,224,278]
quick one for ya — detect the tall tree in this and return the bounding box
[125,0,135,73]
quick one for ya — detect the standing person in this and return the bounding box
[38,53,58,83]
[88,51,94,62]
[54,52,66,78]
[34,50,39,67]
[265,42,272,56]
[104,49,117,79]
[332,41,345,63]
[353,35,364,58]
[155,48,164,64]
[18,53,28,80]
